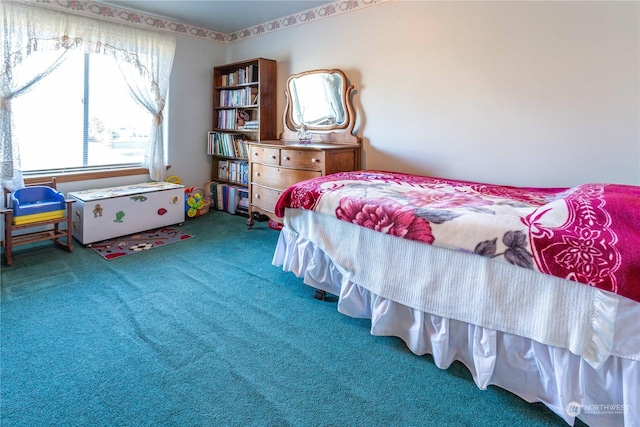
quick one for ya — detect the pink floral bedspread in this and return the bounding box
[275,171,640,303]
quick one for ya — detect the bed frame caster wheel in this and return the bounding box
[314,290,326,301]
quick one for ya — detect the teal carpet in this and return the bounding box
[1,211,583,426]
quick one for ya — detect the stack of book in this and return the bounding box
[241,120,259,130]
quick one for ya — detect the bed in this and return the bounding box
[271,170,640,427]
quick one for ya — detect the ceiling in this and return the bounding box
[95,1,333,34]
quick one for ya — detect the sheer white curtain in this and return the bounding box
[1,2,78,190]
[0,1,176,190]
[108,40,175,182]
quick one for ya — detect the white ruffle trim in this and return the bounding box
[273,227,640,427]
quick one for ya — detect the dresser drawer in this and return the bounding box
[250,146,280,165]
[280,149,323,170]
[251,185,282,213]
[252,163,321,189]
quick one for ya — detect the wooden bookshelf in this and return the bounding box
[209,58,276,214]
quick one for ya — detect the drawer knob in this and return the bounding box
[271,155,277,159]
[256,172,260,177]
[254,152,258,156]
[255,194,260,199]
[311,158,318,163]
[285,156,290,161]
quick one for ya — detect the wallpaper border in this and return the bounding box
[30,0,390,44]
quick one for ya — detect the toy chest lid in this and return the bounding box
[67,182,183,202]
[11,186,65,217]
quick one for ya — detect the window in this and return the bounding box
[12,50,150,174]
[2,1,176,188]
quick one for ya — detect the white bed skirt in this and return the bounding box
[273,225,640,427]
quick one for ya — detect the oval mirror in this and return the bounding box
[281,68,359,144]
[284,69,355,132]
[289,71,346,129]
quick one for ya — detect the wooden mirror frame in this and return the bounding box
[280,69,360,145]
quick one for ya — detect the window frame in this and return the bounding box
[24,167,150,185]
[16,51,151,179]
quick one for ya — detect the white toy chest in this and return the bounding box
[68,182,185,245]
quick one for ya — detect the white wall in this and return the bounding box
[164,36,226,189]
[60,0,639,193]
[226,1,639,187]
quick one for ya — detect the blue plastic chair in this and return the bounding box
[1,177,75,266]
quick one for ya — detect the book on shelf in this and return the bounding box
[240,120,259,130]
[219,86,258,107]
[217,183,225,211]
[207,131,217,155]
[208,181,219,210]
[208,132,248,159]
[228,185,239,215]
[217,109,238,130]
[220,64,258,87]
[209,181,249,216]
[228,160,249,184]
[217,160,228,182]
[215,159,248,184]
[236,188,249,216]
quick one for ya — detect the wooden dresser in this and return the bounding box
[246,140,360,226]
[246,68,363,228]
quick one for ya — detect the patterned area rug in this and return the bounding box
[90,227,193,260]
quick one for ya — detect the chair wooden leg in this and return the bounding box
[65,201,74,252]
[3,210,13,266]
